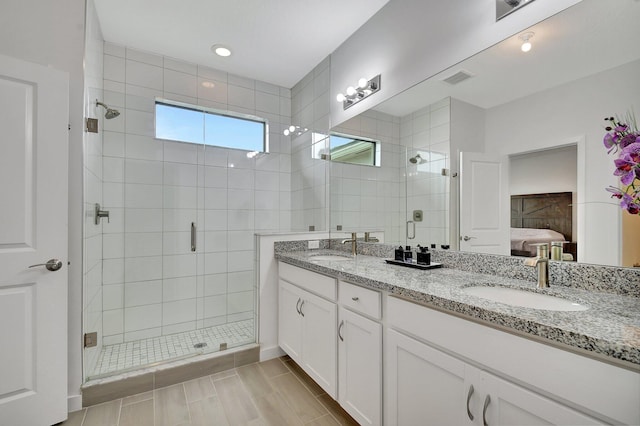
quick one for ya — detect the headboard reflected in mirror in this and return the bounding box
[510,192,577,260]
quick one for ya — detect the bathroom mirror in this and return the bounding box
[328,0,640,268]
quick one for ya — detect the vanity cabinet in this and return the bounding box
[338,281,382,426]
[386,296,639,425]
[386,329,601,425]
[278,263,337,398]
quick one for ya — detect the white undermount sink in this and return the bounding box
[309,254,353,262]
[463,286,588,311]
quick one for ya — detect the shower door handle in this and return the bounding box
[406,220,416,240]
[191,222,196,252]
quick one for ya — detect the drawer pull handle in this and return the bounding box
[295,298,301,315]
[351,296,359,301]
[466,384,474,421]
[338,320,344,341]
[299,300,305,317]
[483,394,491,426]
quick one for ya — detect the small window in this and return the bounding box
[155,100,267,152]
[329,133,380,167]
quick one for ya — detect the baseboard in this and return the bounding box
[260,345,285,361]
[68,394,83,413]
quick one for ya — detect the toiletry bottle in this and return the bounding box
[404,246,413,263]
[417,246,431,265]
[395,246,404,261]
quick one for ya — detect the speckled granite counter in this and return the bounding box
[276,249,640,368]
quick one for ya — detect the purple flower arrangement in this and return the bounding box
[604,113,640,215]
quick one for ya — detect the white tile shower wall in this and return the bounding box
[331,110,404,242]
[401,98,451,246]
[290,57,330,231]
[100,43,292,345]
[83,1,105,378]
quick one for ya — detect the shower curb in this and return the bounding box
[81,344,259,407]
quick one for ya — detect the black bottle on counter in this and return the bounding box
[416,245,431,265]
[404,246,413,263]
[395,246,404,261]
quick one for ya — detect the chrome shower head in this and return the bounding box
[96,100,120,119]
[409,153,425,164]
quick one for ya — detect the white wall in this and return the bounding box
[329,0,582,126]
[290,57,331,231]
[510,147,577,196]
[331,110,403,241]
[0,0,86,412]
[485,59,640,265]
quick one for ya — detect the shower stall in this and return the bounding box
[83,89,259,380]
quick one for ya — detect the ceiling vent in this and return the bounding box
[442,70,474,85]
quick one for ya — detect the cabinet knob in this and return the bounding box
[351,296,359,301]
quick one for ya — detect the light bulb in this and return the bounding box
[336,93,346,102]
[283,129,290,136]
[289,125,296,132]
[211,44,232,57]
[358,78,368,89]
[346,86,356,96]
[519,32,534,53]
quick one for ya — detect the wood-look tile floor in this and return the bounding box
[61,356,359,426]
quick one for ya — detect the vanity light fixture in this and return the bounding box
[519,32,534,52]
[283,125,308,136]
[335,74,381,110]
[211,44,232,57]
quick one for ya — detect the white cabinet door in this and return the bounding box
[278,280,304,362]
[301,289,337,399]
[385,329,473,426]
[481,371,602,426]
[0,54,68,425]
[338,307,382,426]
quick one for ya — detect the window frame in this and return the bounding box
[154,98,269,153]
[328,131,381,167]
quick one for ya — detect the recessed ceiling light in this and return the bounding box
[211,44,232,57]
[201,81,215,89]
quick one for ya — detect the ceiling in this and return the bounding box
[375,0,640,117]
[94,0,390,89]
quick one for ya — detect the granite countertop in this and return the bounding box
[276,250,640,367]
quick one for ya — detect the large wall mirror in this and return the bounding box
[328,0,640,268]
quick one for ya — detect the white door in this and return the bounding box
[385,329,472,426]
[459,152,509,255]
[338,307,382,426]
[481,371,602,426]
[278,280,303,362]
[0,54,69,425]
[300,289,337,399]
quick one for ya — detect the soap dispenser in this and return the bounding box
[403,246,413,263]
[395,246,404,261]
[416,245,431,265]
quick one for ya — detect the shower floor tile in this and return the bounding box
[91,319,254,378]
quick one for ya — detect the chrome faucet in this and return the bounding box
[341,232,358,256]
[524,243,550,288]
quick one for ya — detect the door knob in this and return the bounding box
[463,235,477,241]
[28,259,63,272]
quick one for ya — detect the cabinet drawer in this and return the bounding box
[279,261,337,301]
[339,281,381,320]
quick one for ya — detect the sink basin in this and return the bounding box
[309,255,353,262]
[463,286,588,311]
